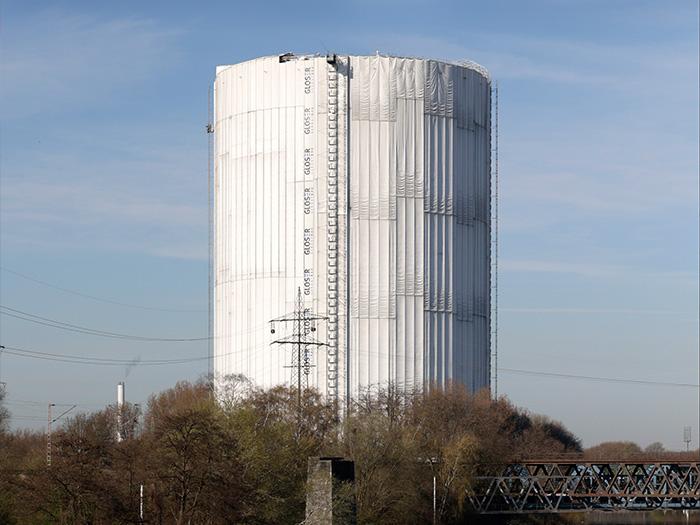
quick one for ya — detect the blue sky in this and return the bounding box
[0,0,698,449]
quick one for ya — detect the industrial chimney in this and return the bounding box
[116,381,125,442]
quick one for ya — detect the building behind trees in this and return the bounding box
[213,54,493,402]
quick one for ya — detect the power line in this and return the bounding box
[6,338,695,390]
[0,305,209,342]
[0,345,207,366]
[0,342,266,367]
[3,399,50,408]
[1,350,192,366]
[501,367,699,388]
[2,345,177,363]
[0,266,205,313]
[5,398,105,408]
[8,415,46,421]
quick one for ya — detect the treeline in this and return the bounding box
[0,377,582,524]
[583,440,698,461]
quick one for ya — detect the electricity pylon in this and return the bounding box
[269,288,329,408]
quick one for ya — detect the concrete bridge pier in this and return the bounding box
[305,457,356,524]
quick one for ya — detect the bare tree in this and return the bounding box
[644,442,666,455]
[0,377,585,524]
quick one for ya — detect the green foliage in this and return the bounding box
[341,386,583,524]
[0,378,582,524]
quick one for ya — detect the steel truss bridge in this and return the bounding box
[467,460,700,513]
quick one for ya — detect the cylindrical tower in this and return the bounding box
[213,54,491,401]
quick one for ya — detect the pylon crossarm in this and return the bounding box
[269,313,330,323]
[271,336,329,346]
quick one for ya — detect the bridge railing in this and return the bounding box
[466,460,700,513]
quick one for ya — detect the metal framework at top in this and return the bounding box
[467,460,700,513]
[468,461,700,514]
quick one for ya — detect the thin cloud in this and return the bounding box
[501,307,697,316]
[355,29,698,92]
[2,180,204,227]
[1,179,206,260]
[501,168,698,215]
[0,9,183,119]
[500,259,699,285]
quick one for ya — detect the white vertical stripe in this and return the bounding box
[214,55,490,397]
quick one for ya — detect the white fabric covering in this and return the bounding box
[214,55,491,400]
